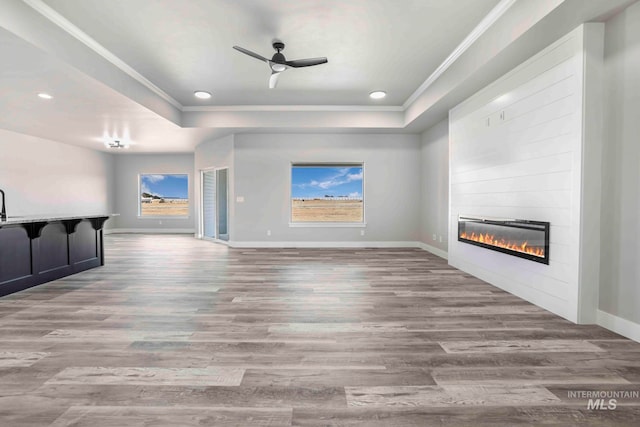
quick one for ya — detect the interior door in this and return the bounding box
[202,170,216,239]
[216,168,229,241]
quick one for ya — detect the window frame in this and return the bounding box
[289,162,366,228]
[137,173,190,219]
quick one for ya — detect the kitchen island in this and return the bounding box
[0,214,112,297]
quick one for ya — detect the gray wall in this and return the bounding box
[419,119,449,252]
[0,128,115,228]
[599,2,640,324]
[194,134,234,238]
[232,133,421,243]
[113,153,195,231]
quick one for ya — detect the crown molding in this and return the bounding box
[402,0,518,109]
[21,0,183,110]
[181,105,404,112]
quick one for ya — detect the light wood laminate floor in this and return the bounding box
[1,234,639,426]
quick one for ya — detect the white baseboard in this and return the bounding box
[103,234,450,258]
[416,242,448,259]
[107,228,195,234]
[227,240,420,249]
[597,310,640,343]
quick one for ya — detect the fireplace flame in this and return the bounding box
[459,231,545,258]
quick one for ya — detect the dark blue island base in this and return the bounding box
[0,215,111,297]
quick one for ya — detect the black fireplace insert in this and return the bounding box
[458,216,550,264]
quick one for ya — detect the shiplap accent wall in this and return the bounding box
[448,24,603,323]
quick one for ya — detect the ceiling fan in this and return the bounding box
[233,40,328,89]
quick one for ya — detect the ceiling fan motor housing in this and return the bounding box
[272,52,286,63]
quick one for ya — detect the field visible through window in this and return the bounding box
[292,198,363,222]
[140,199,189,216]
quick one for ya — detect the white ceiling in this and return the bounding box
[0,0,635,152]
[0,27,237,151]
[41,0,499,106]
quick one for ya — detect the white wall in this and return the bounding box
[113,153,195,232]
[598,2,640,332]
[193,134,234,239]
[231,133,421,245]
[448,25,603,323]
[419,119,449,256]
[0,128,115,228]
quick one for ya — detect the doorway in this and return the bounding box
[201,168,229,242]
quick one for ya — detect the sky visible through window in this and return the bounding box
[140,174,188,199]
[291,166,363,199]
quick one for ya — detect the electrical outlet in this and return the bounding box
[360,229,365,236]
[432,233,436,241]
[267,230,271,236]
[439,235,443,243]
[159,220,162,225]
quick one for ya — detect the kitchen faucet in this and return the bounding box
[0,189,6,220]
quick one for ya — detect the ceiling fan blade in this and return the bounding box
[268,71,281,89]
[269,71,282,89]
[233,45,269,63]
[285,57,328,68]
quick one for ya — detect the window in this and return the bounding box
[139,174,189,217]
[291,163,364,224]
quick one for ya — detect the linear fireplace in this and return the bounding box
[458,216,550,265]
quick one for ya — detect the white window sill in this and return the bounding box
[289,222,366,228]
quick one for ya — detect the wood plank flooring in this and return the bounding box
[1,234,639,426]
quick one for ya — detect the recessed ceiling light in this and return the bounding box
[37,93,53,99]
[194,91,212,99]
[369,91,386,99]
